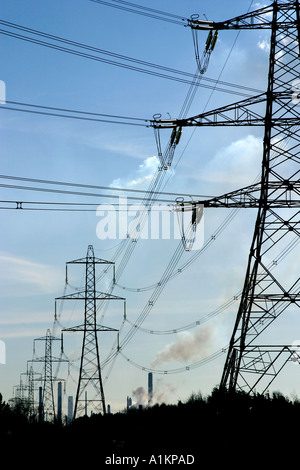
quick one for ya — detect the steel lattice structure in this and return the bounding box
[151,1,300,394]
[26,364,42,418]
[29,329,67,421]
[58,245,125,418]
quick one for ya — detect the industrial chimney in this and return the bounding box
[68,396,73,424]
[127,396,132,410]
[148,372,153,405]
[57,381,62,423]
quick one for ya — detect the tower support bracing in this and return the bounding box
[152,0,300,393]
[219,0,300,393]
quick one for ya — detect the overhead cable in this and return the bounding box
[0,174,214,200]
[0,21,262,96]
[90,0,188,25]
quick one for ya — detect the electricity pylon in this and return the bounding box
[30,329,67,421]
[26,364,42,419]
[151,1,300,393]
[57,245,126,418]
[12,374,29,412]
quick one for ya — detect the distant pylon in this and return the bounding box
[24,364,41,418]
[30,329,67,421]
[58,245,126,419]
[12,374,29,412]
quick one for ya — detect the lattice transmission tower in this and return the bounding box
[26,364,42,419]
[30,329,67,421]
[12,373,29,413]
[151,0,300,394]
[57,245,125,418]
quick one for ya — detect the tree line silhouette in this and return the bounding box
[1,388,299,465]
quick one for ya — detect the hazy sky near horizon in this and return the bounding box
[1,0,299,413]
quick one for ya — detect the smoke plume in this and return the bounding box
[131,380,177,407]
[151,326,213,367]
[132,386,148,406]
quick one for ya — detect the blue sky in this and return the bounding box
[1,0,299,414]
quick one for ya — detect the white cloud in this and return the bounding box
[110,155,160,189]
[81,132,153,160]
[201,135,262,188]
[104,141,151,160]
[0,327,49,339]
[258,38,270,53]
[0,253,63,296]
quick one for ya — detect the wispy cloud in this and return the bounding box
[104,140,152,160]
[80,131,153,161]
[0,327,50,339]
[0,252,63,297]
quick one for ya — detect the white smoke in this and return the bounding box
[151,326,214,367]
[152,379,176,405]
[132,386,149,407]
[131,380,177,407]
[201,135,262,188]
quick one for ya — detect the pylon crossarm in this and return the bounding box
[67,257,115,265]
[151,93,267,129]
[173,181,300,209]
[188,2,295,30]
[29,355,67,363]
[56,291,125,301]
[63,324,118,332]
[152,99,300,130]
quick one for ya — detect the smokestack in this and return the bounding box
[38,386,43,422]
[57,382,62,423]
[127,396,132,410]
[68,396,73,424]
[148,372,153,405]
[107,404,111,414]
[85,391,88,416]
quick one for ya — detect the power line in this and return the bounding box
[119,348,227,375]
[163,0,256,181]
[5,100,147,123]
[93,0,246,374]
[100,0,259,380]
[0,21,262,96]
[0,174,214,199]
[122,233,300,333]
[2,2,260,394]
[1,102,148,127]
[0,206,98,212]
[0,183,180,203]
[116,207,240,292]
[0,200,133,212]
[90,0,189,25]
